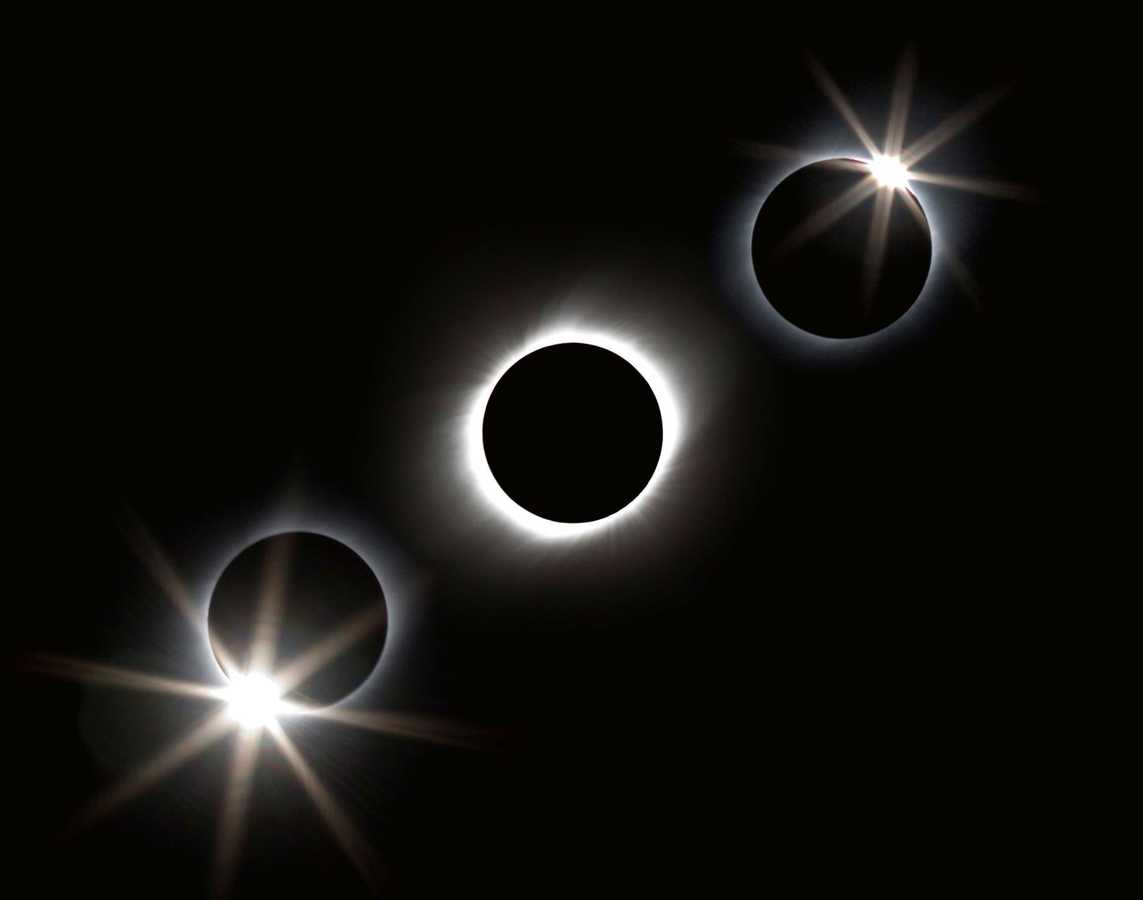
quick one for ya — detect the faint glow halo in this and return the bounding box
[465,325,683,540]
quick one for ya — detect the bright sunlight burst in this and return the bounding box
[223,672,283,729]
[868,153,910,189]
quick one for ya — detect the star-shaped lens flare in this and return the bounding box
[744,47,1035,318]
[25,515,491,898]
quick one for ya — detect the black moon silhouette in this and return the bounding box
[751,158,932,338]
[482,342,664,524]
[207,532,387,707]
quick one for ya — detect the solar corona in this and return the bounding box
[466,328,682,540]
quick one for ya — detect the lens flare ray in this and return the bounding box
[862,185,895,307]
[121,510,240,674]
[25,655,224,701]
[247,533,293,676]
[70,710,233,832]
[907,169,1036,201]
[938,236,983,309]
[806,55,880,157]
[901,84,1011,168]
[121,507,203,631]
[304,705,496,750]
[211,729,262,899]
[773,172,879,256]
[885,46,917,158]
[273,603,388,696]
[267,723,381,889]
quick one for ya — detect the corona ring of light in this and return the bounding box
[466,328,682,540]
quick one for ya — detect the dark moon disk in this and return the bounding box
[752,158,932,338]
[482,342,664,523]
[207,532,387,707]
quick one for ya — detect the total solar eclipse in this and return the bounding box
[481,342,664,524]
[752,158,932,338]
[207,532,387,707]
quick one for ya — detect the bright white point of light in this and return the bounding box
[224,673,283,729]
[868,153,910,189]
[466,326,682,540]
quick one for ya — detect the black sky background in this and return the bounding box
[9,29,1081,898]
